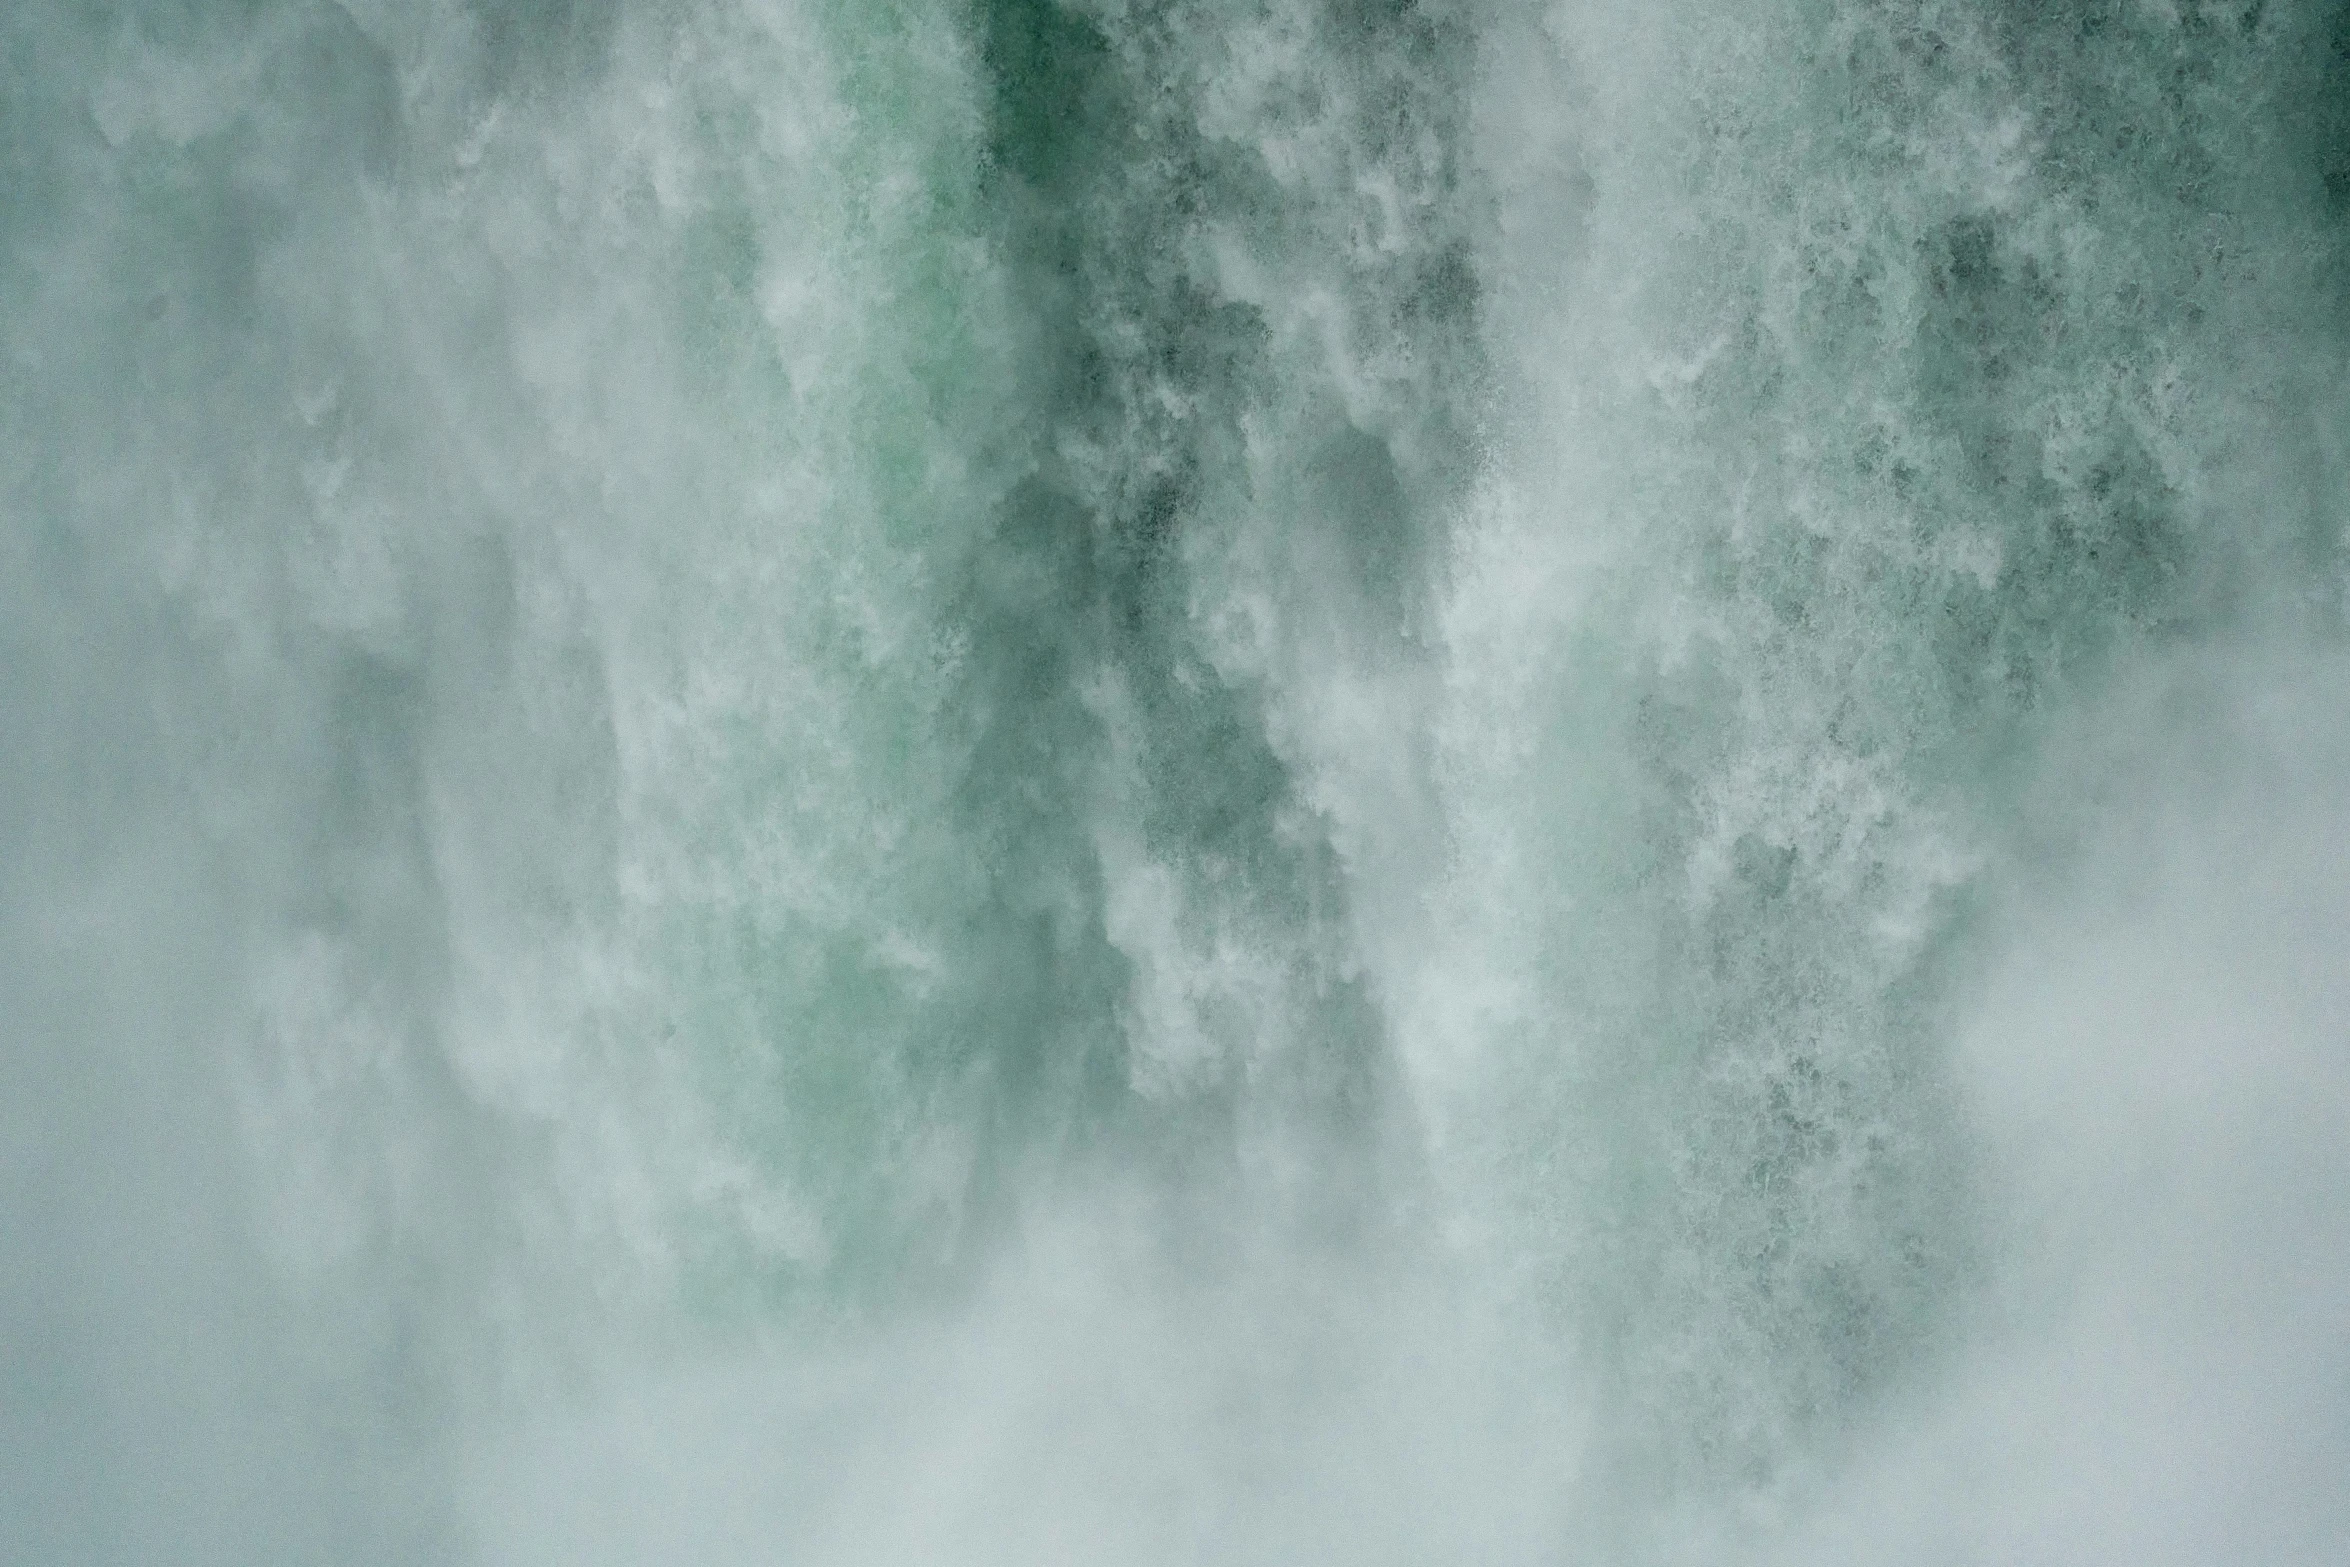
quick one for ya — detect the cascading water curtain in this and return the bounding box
[6,1,2349,1562]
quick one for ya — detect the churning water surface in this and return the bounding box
[5,1,2350,1562]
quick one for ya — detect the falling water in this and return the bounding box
[5,1,2349,1562]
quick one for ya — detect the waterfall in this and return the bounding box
[5,1,2348,1561]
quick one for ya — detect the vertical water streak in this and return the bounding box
[1434,0,2350,1542]
[963,0,1486,1243]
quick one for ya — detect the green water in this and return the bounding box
[4,1,2350,1562]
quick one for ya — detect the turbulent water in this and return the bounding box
[7,0,2350,1561]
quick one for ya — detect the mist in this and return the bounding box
[4,1,2347,1562]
